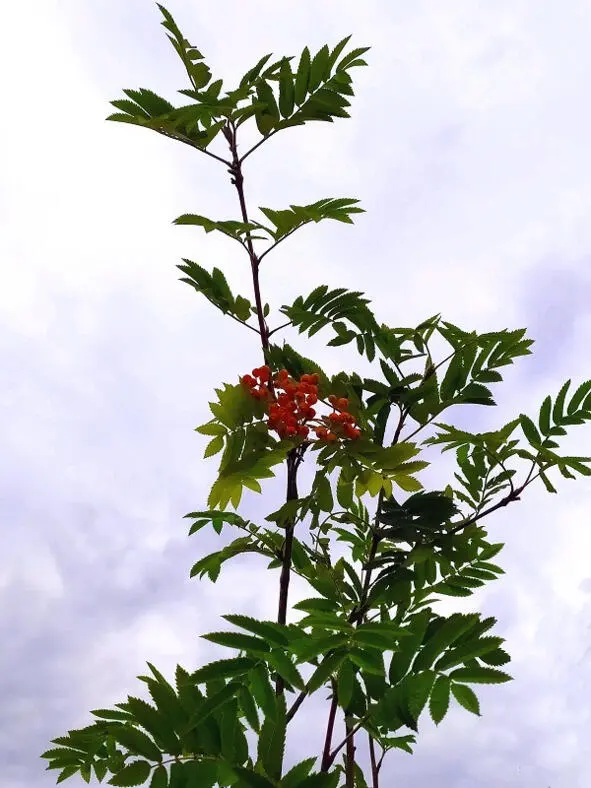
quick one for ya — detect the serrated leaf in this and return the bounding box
[429,675,450,725]
[413,613,480,671]
[280,757,317,788]
[520,413,541,446]
[278,58,295,118]
[552,379,571,424]
[307,650,347,693]
[337,659,356,709]
[184,680,242,733]
[230,767,276,788]
[266,649,305,691]
[294,47,311,105]
[450,683,480,715]
[449,666,512,684]
[191,657,258,684]
[434,636,504,672]
[107,760,151,787]
[204,435,224,458]
[222,615,290,647]
[110,726,162,762]
[538,395,552,435]
[568,379,591,415]
[149,766,167,788]
[202,630,270,654]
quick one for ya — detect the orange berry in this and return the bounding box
[326,432,337,441]
[328,394,338,405]
[337,398,349,410]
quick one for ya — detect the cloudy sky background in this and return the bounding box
[2,0,591,785]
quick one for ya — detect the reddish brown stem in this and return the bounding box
[345,721,356,787]
[369,735,379,788]
[321,685,339,771]
[224,120,300,695]
[275,449,300,694]
[226,121,269,351]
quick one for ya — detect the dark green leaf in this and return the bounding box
[428,675,450,725]
[191,657,257,683]
[449,666,512,684]
[149,766,168,788]
[567,379,591,414]
[107,760,151,787]
[110,727,162,762]
[538,395,552,435]
[201,630,270,654]
[552,380,571,424]
[294,47,311,105]
[450,683,480,715]
[281,757,317,788]
[278,58,295,118]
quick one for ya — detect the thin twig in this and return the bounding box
[154,127,232,166]
[238,128,280,164]
[268,320,293,337]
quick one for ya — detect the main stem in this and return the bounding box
[321,490,386,775]
[226,121,269,350]
[226,120,299,695]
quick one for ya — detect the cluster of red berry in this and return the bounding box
[240,365,361,442]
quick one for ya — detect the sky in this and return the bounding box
[2,0,591,785]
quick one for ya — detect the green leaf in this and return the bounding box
[183,760,218,787]
[449,666,512,684]
[337,658,356,709]
[434,636,505,672]
[413,613,480,671]
[204,435,224,458]
[191,656,257,683]
[294,47,311,105]
[222,615,290,647]
[184,680,242,733]
[552,379,571,423]
[123,697,181,754]
[110,726,162,762]
[257,693,286,780]
[201,630,270,654]
[107,760,151,786]
[440,353,464,401]
[568,379,591,414]
[293,773,340,788]
[519,413,541,445]
[149,766,168,788]
[230,767,276,788]
[266,649,305,691]
[450,683,480,716]
[316,473,334,512]
[308,45,330,92]
[278,58,295,118]
[248,664,277,720]
[428,675,450,725]
[480,647,511,666]
[281,757,317,788]
[307,650,348,693]
[538,395,552,435]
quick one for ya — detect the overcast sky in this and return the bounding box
[2,1,591,786]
